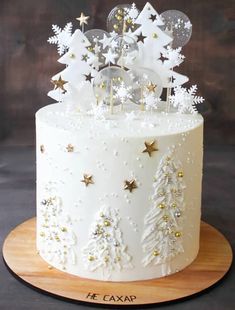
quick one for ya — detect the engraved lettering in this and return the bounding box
[103,294,109,301]
[130,295,136,302]
[102,294,137,303]
[86,292,99,300]
[116,295,124,302]
[124,296,131,302]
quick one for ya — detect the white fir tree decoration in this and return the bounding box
[169,85,205,114]
[48,23,73,55]
[132,2,188,88]
[82,205,133,279]
[39,195,77,269]
[142,152,186,267]
[48,29,97,110]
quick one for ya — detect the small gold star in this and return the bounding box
[51,76,68,92]
[146,82,157,93]
[81,174,94,187]
[76,12,90,26]
[142,140,158,157]
[66,144,74,152]
[124,179,138,193]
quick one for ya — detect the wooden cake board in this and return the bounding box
[2,218,233,306]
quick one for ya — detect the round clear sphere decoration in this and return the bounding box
[128,67,163,108]
[107,4,139,34]
[84,29,111,69]
[160,10,192,48]
[93,66,132,106]
[110,34,139,67]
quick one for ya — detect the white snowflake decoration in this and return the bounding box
[184,21,192,30]
[125,3,139,22]
[89,102,108,120]
[48,23,73,55]
[144,94,161,111]
[169,85,204,114]
[113,82,132,104]
[161,46,185,68]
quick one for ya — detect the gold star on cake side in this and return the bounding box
[81,174,94,187]
[143,140,158,157]
[124,179,138,193]
[51,76,68,92]
[66,144,74,152]
[76,12,90,26]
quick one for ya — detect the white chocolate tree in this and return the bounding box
[142,153,185,267]
[132,2,188,88]
[48,29,97,111]
[82,205,133,279]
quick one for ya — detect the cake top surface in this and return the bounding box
[36,103,203,138]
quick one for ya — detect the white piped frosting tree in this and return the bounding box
[142,153,185,267]
[82,205,133,279]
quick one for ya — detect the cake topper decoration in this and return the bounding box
[76,12,90,32]
[160,10,192,48]
[107,4,139,35]
[48,23,73,55]
[47,2,204,116]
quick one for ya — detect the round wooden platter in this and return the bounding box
[2,218,233,306]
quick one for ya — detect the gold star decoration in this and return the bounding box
[136,32,147,43]
[142,140,158,157]
[81,174,94,187]
[146,82,157,93]
[76,12,90,27]
[124,179,138,193]
[66,144,74,152]
[51,76,68,92]
[84,72,94,82]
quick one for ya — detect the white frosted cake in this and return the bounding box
[36,2,204,281]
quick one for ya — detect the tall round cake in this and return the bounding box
[37,2,205,281]
[36,104,203,281]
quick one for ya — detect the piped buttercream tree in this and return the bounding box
[142,153,185,267]
[82,205,133,279]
